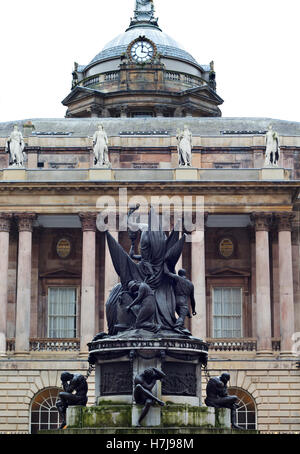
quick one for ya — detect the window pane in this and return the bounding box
[31,389,61,434]
[228,387,257,430]
[213,287,242,338]
[48,287,77,338]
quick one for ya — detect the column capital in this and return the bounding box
[15,213,36,232]
[251,212,272,232]
[274,212,295,232]
[0,213,13,232]
[79,212,98,232]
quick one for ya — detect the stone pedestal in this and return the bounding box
[3,168,26,181]
[88,332,208,427]
[66,404,232,432]
[89,168,114,181]
[174,168,198,181]
[260,168,286,180]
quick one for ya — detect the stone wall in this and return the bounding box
[203,359,300,433]
[0,357,299,434]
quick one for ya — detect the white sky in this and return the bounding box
[0,0,299,123]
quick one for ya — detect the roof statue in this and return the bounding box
[264,124,280,167]
[176,125,193,167]
[5,125,26,167]
[92,124,111,168]
[130,0,159,28]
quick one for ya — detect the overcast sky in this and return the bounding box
[0,0,299,123]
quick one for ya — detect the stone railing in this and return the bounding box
[6,337,281,353]
[207,338,281,352]
[6,338,80,352]
[207,338,257,352]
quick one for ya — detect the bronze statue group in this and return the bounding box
[56,206,243,430]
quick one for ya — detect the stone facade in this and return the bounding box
[0,358,299,433]
[0,1,299,435]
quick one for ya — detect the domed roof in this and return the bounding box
[88,25,199,68]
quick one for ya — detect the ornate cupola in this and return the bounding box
[62,0,223,118]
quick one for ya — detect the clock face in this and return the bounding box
[130,40,154,63]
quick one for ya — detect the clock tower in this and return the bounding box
[62,0,223,118]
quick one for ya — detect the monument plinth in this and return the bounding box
[88,332,208,410]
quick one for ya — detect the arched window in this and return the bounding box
[228,387,257,430]
[30,388,61,434]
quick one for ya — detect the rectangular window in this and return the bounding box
[213,287,242,338]
[48,287,78,338]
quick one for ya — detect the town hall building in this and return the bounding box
[0,0,299,434]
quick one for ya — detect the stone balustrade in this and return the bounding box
[6,338,80,352]
[6,338,282,354]
[207,338,281,352]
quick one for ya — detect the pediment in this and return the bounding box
[180,85,224,104]
[207,267,250,277]
[40,268,80,279]
[62,86,104,105]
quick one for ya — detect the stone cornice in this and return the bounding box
[0,180,298,191]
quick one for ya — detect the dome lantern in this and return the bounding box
[62,0,223,119]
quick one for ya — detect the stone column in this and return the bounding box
[276,213,295,356]
[191,225,206,340]
[15,213,36,354]
[249,227,257,338]
[79,213,97,354]
[0,214,12,356]
[104,231,119,333]
[175,232,183,273]
[252,213,273,355]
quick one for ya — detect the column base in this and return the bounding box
[14,351,30,357]
[256,350,274,357]
[279,350,296,358]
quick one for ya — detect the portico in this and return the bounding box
[0,174,297,358]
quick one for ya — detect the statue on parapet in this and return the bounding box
[205,372,243,430]
[56,372,88,429]
[134,367,166,426]
[264,124,280,167]
[5,125,26,167]
[92,124,111,168]
[176,125,192,167]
